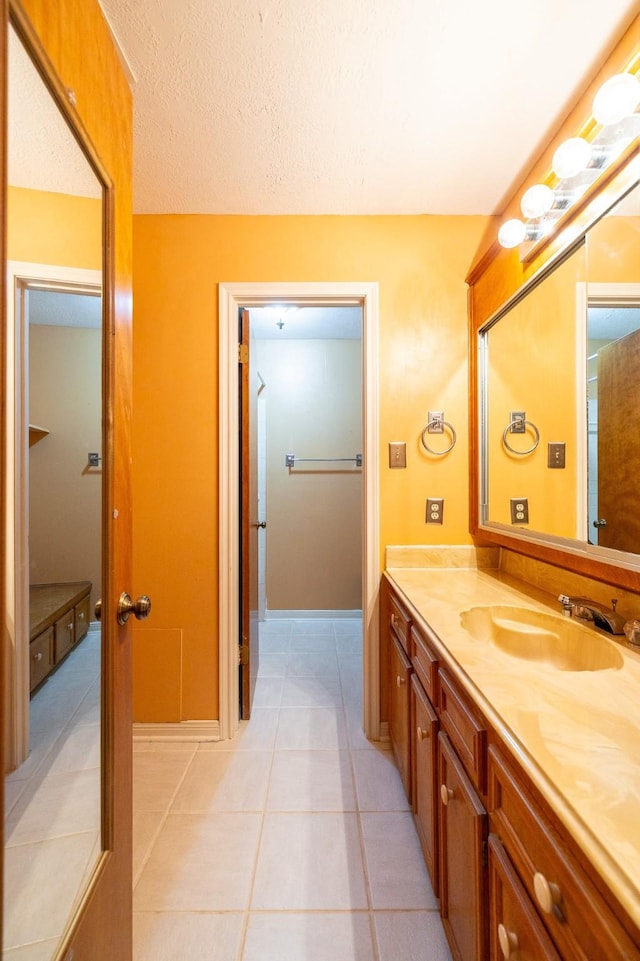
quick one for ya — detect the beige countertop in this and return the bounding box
[385,564,640,929]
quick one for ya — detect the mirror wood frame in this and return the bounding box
[2,0,134,957]
[467,17,640,594]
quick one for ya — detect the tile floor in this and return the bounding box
[3,628,102,960]
[133,618,452,961]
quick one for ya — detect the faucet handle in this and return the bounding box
[623,619,640,646]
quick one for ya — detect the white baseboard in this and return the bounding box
[264,609,363,620]
[133,720,221,742]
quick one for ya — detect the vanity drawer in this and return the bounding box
[488,745,638,961]
[489,834,561,961]
[410,622,439,705]
[389,591,411,654]
[30,627,54,692]
[438,668,487,793]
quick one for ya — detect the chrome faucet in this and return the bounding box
[558,594,626,635]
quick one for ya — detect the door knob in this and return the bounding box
[593,518,607,528]
[252,521,267,529]
[95,599,102,621]
[117,592,152,625]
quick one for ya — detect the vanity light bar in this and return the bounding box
[498,69,640,249]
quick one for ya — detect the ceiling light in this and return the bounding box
[498,219,527,248]
[520,184,554,219]
[552,137,592,179]
[593,72,640,126]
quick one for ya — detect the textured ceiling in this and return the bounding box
[97,0,639,216]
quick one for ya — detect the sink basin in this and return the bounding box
[460,605,624,672]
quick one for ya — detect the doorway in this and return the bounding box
[219,282,380,743]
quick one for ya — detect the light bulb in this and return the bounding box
[593,73,640,126]
[498,219,526,248]
[552,137,591,179]
[520,184,554,219]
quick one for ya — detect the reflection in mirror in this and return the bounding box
[483,242,587,538]
[3,24,104,960]
[480,167,640,573]
[587,182,640,555]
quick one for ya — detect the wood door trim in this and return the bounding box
[218,281,380,741]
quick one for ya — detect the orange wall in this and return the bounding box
[8,186,101,267]
[132,214,488,721]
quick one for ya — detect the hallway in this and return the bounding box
[132,618,452,960]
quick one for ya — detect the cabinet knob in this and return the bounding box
[391,612,398,629]
[396,675,406,687]
[440,784,454,806]
[497,923,519,959]
[78,611,85,620]
[416,725,427,742]
[533,871,562,914]
[66,621,74,633]
[33,651,43,662]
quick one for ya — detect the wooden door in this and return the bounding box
[240,308,260,717]
[3,2,135,958]
[597,326,640,553]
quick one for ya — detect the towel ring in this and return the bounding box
[421,419,457,456]
[502,418,540,455]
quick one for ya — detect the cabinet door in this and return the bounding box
[389,631,412,799]
[489,835,561,961]
[74,594,91,643]
[412,673,439,895]
[29,627,54,692]
[54,609,75,661]
[439,731,488,961]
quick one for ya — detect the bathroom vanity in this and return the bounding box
[381,560,640,961]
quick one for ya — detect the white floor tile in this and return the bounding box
[133,810,165,884]
[171,750,272,813]
[275,706,348,751]
[199,709,280,752]
[251,676,284,707]
[251,812,368,910]
[133,910,244,961]
[257,653,289,677]
[289,635,337,653]
[242,912,375,961]
[133,750,195,813]
[5,768,100,844]
[361,812,438,910]
[2,938,60,960]
[134,812,262,911]
[280,675,343,708]
[374,911,453,961]
[351,748,411,811]
[287,650,340,677]
[267,750,356,811]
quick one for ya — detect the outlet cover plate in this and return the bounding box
[510,498,529,524]
[426,497,444,524]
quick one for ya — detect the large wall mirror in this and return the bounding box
[3,20,106,959]
[478,155,640,578]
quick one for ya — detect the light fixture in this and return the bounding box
[552,137,592,179]
[520,184,554,219]
[497,219,549,249]
[593,72,640,126]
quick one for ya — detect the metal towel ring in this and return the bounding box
[502,418,540,455]
[421,419,457,456]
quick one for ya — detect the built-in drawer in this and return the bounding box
[54,609,76,662]
[74,595,91,643]
[488,744,639,961]
[389,591,411,654]
[30,627,54,692]
[438,668,487,793]
[410,621,439,705]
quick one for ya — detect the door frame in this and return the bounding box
[218,282,380,741]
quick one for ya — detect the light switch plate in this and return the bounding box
[388,442,406,469]
[548,442,566,469]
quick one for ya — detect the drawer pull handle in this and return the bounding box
[78,611,85,620]
[67,622,74,633]
[33,651,43,662]
[533,871,562,914]
[391,613,398,629]
[416,726,427,742]
[440,784,454,806]
[498,923,519,959]
[396,675,406,687]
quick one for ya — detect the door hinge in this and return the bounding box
[238,343,249,364]
[238,644,249,666]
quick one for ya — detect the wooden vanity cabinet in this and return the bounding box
[387,590,413,798]
[29,581,92,693]
[411,672,439,893]
[488,744,640,961]
[439,731,488,961]
[488,834,561,961]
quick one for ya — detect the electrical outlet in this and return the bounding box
[510,497,529,524]
[426,497,444,524]
[548,442,566,469]
[388,442,406,469]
